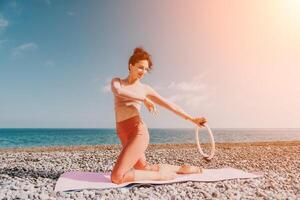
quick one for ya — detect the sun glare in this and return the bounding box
[279,0,300,22]
[271,0,300,41]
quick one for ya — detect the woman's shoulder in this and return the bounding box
[111,77,123,85]
[141,83,154,92]
[111,77,121,81]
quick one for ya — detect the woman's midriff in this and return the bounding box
[115,105,141,123]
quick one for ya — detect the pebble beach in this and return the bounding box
[0,141,299,200]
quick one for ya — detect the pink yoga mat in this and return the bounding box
[54,167,263,192]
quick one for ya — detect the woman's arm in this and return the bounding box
[145,85,193,121]
[111,78,146,101]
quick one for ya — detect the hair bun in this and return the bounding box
[128,46,153,71]
[134,47,145,54]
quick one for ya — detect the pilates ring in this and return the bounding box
[195,124,215,160]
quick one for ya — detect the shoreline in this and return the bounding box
[0,140,299,153]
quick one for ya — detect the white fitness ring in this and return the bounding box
[195,124,215,160]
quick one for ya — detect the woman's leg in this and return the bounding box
[158,164,202,174]
[116,132,200,175]
[111,120,164,184]
[117,123,159,171]
[133,153,159,171]
[111,133,147,183]
[117,130,200,174]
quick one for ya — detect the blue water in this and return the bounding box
[0,128,300,148]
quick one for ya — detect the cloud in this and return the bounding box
[0,40,8,48]
[101,77,112,93]
[157,74,215,108]
[67,11,75,16]
[167,81,206,92]
[12,42,38,58]
[167,74,207,92]
[166,93,208,108]
[10,0,17,8]
[45,60,55,67]
[0,17,9,31]
[45,0,51,5]
[102,83,111,93]
[5,1,23,15]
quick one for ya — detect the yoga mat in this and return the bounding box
[54,167,263,192]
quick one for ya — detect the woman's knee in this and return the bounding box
[111,171,124,184]
[111,169,135,184]
[133,161,147,170]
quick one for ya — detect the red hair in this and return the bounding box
[128,47,153,72]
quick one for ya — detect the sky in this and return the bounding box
[0,0,300,128]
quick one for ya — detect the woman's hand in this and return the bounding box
[143,97,159,116]
[191,117,207,127]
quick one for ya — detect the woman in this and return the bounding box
[110,47,207,184]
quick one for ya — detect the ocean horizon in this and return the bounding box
[1,128,300,149]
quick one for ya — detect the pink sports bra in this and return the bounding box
[111,77,147,122]
[114,92,143,110]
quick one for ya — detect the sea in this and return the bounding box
[0,128,300,148]
[0,128,300,149]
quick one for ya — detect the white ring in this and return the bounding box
[195,124,215,160]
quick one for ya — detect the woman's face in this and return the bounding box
[129,60,150,79]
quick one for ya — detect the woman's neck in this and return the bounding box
[126,74,139,85]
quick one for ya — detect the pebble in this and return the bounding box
[120,188,129,193]
[39,192,49,199]
[0,142,299,199]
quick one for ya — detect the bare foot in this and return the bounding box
[157,164,173,172]
[176,164,202,174]
[158,170,178,181]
